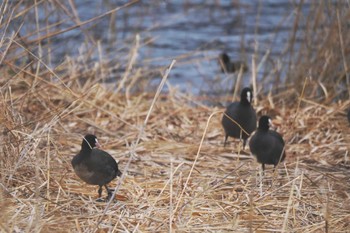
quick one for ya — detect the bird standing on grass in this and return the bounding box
[249,116,286,171]
[72,134,122,200]
[221,87,257,148]
[218,52,248,73]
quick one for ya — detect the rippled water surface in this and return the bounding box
[13,0,314,94]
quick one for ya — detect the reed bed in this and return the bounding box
[1,1,350,232]
[1,70,350,232]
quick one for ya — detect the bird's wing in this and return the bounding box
[269,130,285,145]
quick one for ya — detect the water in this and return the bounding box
[6,0,313,95]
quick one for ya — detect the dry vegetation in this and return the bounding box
[1,0,350,232]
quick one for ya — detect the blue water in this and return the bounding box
[6,0,314,95]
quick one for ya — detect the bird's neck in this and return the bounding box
[80,147,93,155]
[258,127,269,132]
[240,100,250,106]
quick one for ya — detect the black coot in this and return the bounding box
[347,109,350,124]
[222,87,257,148]
[249,116,286,171]
[219,53,248,73]
[72,134,122,200]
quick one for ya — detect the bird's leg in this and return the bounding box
[104,185,114,193]
[224,134,228,147]
[95,186,104,202]
[98,186,102,198]
[261,164,266,176]
[105,185,114,200]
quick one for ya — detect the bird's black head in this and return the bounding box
[81,134,100,151]
[240,87,253,105]
[219,53,230,64]
[258,115,271,131]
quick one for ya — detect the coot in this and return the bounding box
[72,134,122,200]
[222,87,257,148]
[347,109,350,124]
[249,116,286,171]
[219,53,248,73]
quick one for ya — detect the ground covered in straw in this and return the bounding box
[1,74,350,232]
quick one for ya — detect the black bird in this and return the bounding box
[219,53,248,73]
[222,87,257,148]
[347,109,350,124]
[72,134,122,200]
[249,116,286,171]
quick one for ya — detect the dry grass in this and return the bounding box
[1,70,350,232]
[1,1,350,232]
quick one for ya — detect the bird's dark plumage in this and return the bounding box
[219,53,248,73]
[71,134,122,200]
[221,87,257,148]
[249,116,286,171]
[347,109,350,124]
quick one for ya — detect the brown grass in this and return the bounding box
[1,1,350,232]
[1,69,350,232]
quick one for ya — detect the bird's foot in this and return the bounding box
[106,190,115,201]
